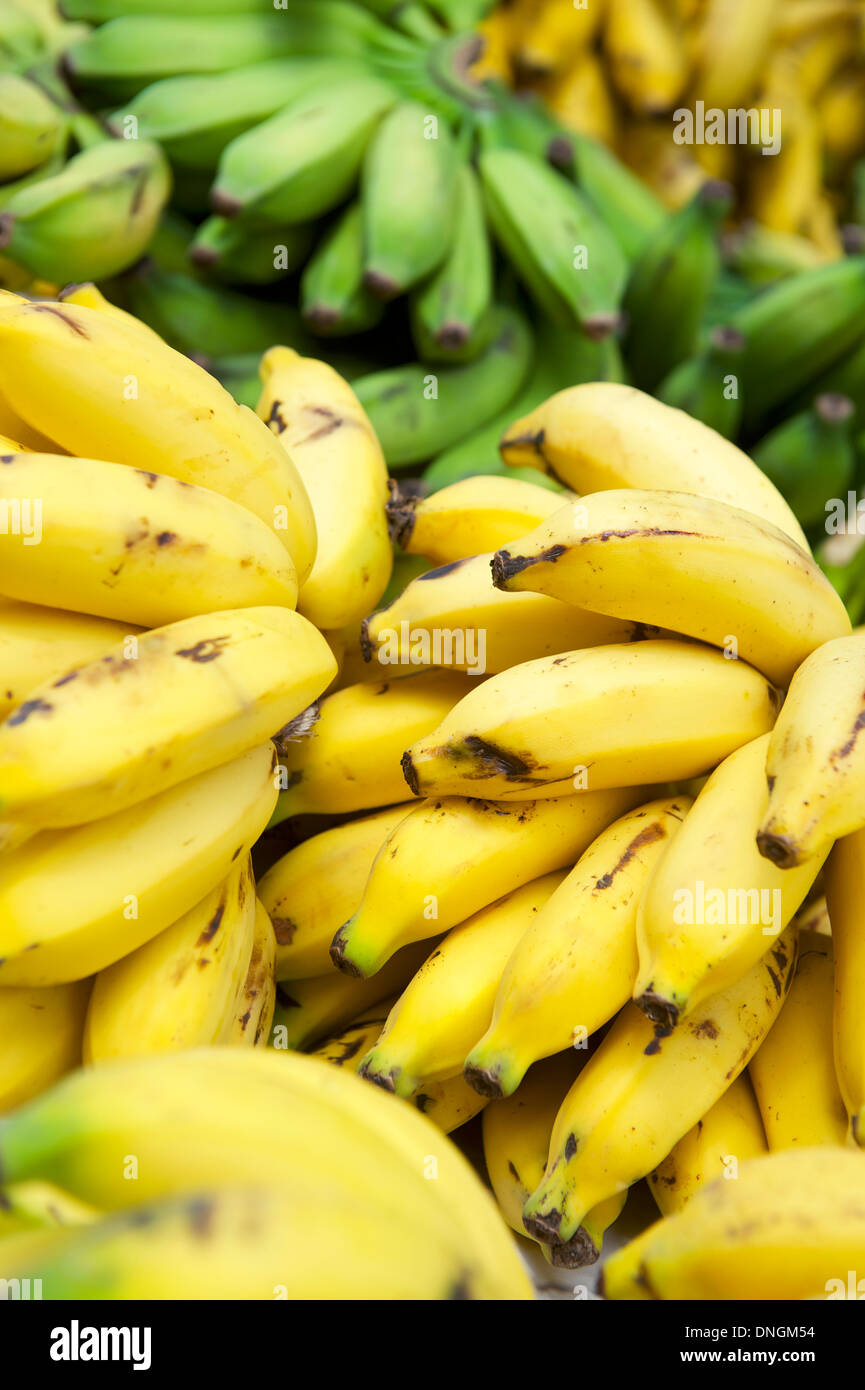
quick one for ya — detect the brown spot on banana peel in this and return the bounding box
[358,1060,399,1093]
[273,703,320,754]
[500,426,547,465]
[641,1017,676,1051]
[29,303,89,337]
[491,545,566,586]
[523,1208,563,1246]
[548,1228,599,1269]
[463,1061,504,1099]
[832,704,865,763]
[401,749,420,796]
[7,698,53,726]
[196,902,225,947]
[693,1019,719,1040]
[595,821,667,890]
[329,926,365,978]
[385,480,417,549]
[175,636,231,664]
[264,399,287,435]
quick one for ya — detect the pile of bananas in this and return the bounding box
[1,279,865,1299]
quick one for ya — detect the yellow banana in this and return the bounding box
[795,892,831,935]
[824,828,865,1143]
[0,980,90,1113]
[331,787,645,979]
[748,102,823,237]
[387,474,566,566]
[775,0,861,44]
[0,598,138,723]
[0,383,61,452]
[819,65,865,166]
[648,1075,768,1216]
[522,925,798,1246]
[604,0,689,115]
[635,734,828,1025]
[228,899,276,1049]
[0,1181,98,1238]
[491,490,848,686]
[256,346,392,630]
[57,279,164,341]
[690,0,780,109]
[518,0,606,75]
[541,49,619,146]
[465,798,691,1099]
[0,742,278,986]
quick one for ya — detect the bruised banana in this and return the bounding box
[824,830,865,1144]
[648,1075,768,1218]
[0,981,90,1114]
[227,899,276,1049]
[0,600,138,723]
[387,473,565,566]
[492,490,849,686]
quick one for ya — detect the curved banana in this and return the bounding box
[492,490,849,686]
[648,1075,768,1216]
[0,599,138,723]
[824,828,865,1143]
[387,473,567,566]
[604,0,689,115]
[0,981,90,1113]
[690,0,780,110]
[228,899,276,1049]
[465,798,691,1099]
[0,1181,98,1238]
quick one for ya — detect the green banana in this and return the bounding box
[62,0,296,16]
[300,200,385,337]
[410,162,493,361]
[211,74,397,225]
[803,332,865,417]
[571,131,666,263]
[623,180,732,392]
[477,85,574,173]
[752,393,856,530]
[353,0,445,41]
[656,325,747,441]
[0,137,170,283]
[0,2,46,72]
[725,222,830,284]
[479,146,628,339]
[426,0,493,27]
[354,301,532,466]
[0,73,64,181]
[189,216,313,285]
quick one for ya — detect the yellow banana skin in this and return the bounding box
[824,829,865,1144]
[0,1181,98,1238]
[256,346,392,630]
[466,797,691,1099]
[758,635,865,868]
[359,872,566,1099]
[260,804,413,981]
[331,787,645,979]
[492,490,849,686]
[0,742,278,986]
[83,858,257,1062]
[403,640,777,800]
[648,1075,768,1217]
[0,980,90,1113]
[602,1147,865,1300]
[0,599,139,723]
[635,734,828,1025]
[0,451,298,625]
[272,670,476,819]
[0,296,317,580]
[522,926,798,1246]
[691,0,780,110]
[499,382,809,549]
[604,0,689,115]
[0,607,335,828]
[388,474,566,566]
[362,551,645,677]
[749,929,849,1149]
[228,899,276,1049]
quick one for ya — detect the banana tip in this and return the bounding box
[188,245,218,269]
[363,269,399,301]
[582,311,625,342]
[209,188,243,219]
[462,1061,504,1099]
[358,1060,398,1093]
[635,991,679,1033]
[400,749,420,796]
[434,321,470,352]
[755,829,801,869]
[548,1229,599,1269]
[522,1207,562,1246]
[329,925,365,978]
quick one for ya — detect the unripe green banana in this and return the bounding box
[479,146,628,339]
[803,332,865,417]
[0,73,64,181]
[189,216,313,285]
[752,393,856,530]
[355,302,532,466]
[0,1,46,72]
[410,161,493,362]
[571,131,666,263]
[0,137,170,283]
[623,180,732,392]
[477,86,574,173]
[62,0,290,15]
[724,221,830,284]
[211,74,396,225]
[656,325,747,441]
[300,200,385,337]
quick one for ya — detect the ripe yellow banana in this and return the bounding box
[0,742,278,986]
[0,599,138,723]
[57,279,164,342]
[758,635,865,868]
[0,384,61,453]
[83,858,257,1063]
[0,1181,98,1238]
[492,490,849,686]
[403,640,777,800]
[465,798,691,1099]
[824,828,865,1144]
[0,980,90,1113]
[635,734,828,1025]
[0,296,317,580]
[522,925,797,1246]
[499,382,809,549]
[749,929,849,1149]
[604,0,689,115]
[648,1075,768,1216]
[518,0,605,74]
[256,346,392,630]
[0,606,334,829]
[388,473,566,566]
[331,787,644,979]
[227,899,276,1049]
[691,0,780,110]
[359,872,566,1099]
[0,451,298,625]
[602,1147,865,1299]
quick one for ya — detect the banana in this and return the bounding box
[409,162,492,358]
[211,74,396,224]
[498,381,809,549]
[359,872,566,1098]
[0,0,46,71]
[189,216,312,285]
[623,180,733,391]
[751,392,856,531]
[758,635,865,867]
[568,130,666,262]
[820,65,865,169]
[522,926,798,1246]
[795,892,831,936]
[479,147,628,338]
[0,296,317,580]
[517,0,604,75]
[259,805,413,980]
[0,386,60,451]
[300,199,384,336]
[0,599,139,723]
[604,0,688,115]
[825,828,865,1143]
[271,942,432,1051]
[724,221,831,283]
[0,72,64,181]
[0,1180,97,1238]
[56,279,163,341]
[270,670,476,822]
[0,742,278,986]
[541,49,619,149]
[491,490,849,686]
[330,787,644,979]
[256,346,392,631]
[0,138,170,285]
[388,473,565,565]
[465,798,691,1099]
[656,324,747,440]
[83,858,257,1062]
[0,607,335,829]
[749,930,849,1149]
[482,1051,626,1267]
[0,980,90,1113]
[634,734,829,1026]
[354,302,533,467]
[0,451,299,626]
[227,899,276,1049]
[403,641,776,800]
[602,1147,865,1300]
[648,1075,768,1217]
[690,0,780,109]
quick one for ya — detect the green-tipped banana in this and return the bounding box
[752,393,856,530]
[189,216,313,285]
[623,180,732,392]
[0,137,170,283]
[479,146,627,339]
[410,161,493,361]
[355,301,532,466]
[570,131,666,263]
[656,325,747,441]
[300,200,385,337]
[0,73,64,181]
